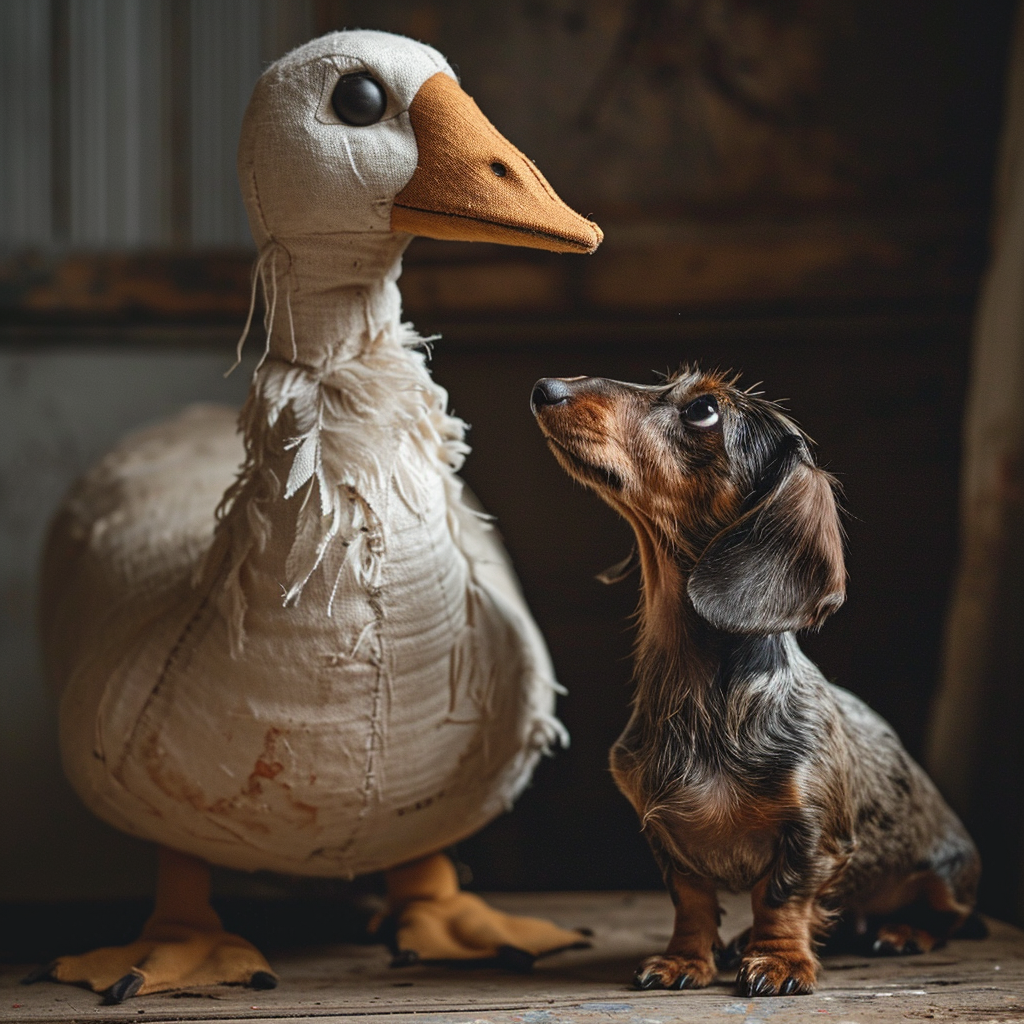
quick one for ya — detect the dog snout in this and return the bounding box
[531,378,574,411]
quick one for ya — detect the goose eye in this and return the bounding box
[331,72,387,126]
[683,395,720,429]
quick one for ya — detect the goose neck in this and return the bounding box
[256,231,413,368]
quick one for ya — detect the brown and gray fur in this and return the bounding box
[531,368,980,997]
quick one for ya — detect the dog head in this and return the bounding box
[531,368,845,635]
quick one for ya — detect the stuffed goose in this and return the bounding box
[36,30,601,1002]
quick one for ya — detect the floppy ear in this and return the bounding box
[687,436,846,634]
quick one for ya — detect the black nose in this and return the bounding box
[531,378,573,410]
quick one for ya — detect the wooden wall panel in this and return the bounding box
[1,0,1012,259]
[0,220,984,328]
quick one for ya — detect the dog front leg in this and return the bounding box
[635,871,721,990]
[734,814,831,997]
[736,874,821,996]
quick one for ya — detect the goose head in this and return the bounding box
[238,30,602,363]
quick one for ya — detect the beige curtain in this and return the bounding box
[928,3,1024,924]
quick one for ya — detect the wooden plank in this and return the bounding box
[2,892,1021,1023]
[0,219,984,326]
[581,221,978,309]
[0,252,254,322]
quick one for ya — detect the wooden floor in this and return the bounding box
[3,892,1023,1023]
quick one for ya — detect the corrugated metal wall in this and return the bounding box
[0,0,313,250]
[0,1,52,246]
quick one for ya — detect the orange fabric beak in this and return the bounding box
[391,73,602,254]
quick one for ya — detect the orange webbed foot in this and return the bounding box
[26,925,276,1003]
[23,847,276,1003]
[381,854,588,969]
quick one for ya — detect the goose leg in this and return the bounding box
[380,852,588,969]
[25,847,276,1003]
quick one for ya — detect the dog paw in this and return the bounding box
[634,954,717,990]
[871,923,936,956]
[737,950,816,996]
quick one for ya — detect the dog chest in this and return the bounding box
[611,729,799,890]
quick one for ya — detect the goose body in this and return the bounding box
[46,356,561,878]
[42,30,599,885]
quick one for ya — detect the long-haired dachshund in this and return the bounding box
[531,368,980,997]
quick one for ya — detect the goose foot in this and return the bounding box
[27,925,276,1003]
[22,847,275,1002]
[379,853,589,967]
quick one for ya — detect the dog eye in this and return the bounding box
[683,395,720,429]
[331,72,387,125]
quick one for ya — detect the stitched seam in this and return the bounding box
[112,590,214,781]
[249,169,272,240]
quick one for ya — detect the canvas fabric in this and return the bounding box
[392,72,602,253]
[44,30,568,878]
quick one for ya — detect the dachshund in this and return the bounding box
[530,367,981,997]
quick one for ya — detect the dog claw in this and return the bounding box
[743,970,803,997]
[872,938,897,956]
[738,955,816,997]
[103,971,144,1005]
[248,970,278,990]
[743,972,770,996]
[635,954,715,991]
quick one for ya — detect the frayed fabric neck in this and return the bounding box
[229,240,293,376]
[206,319,471,654]
[229,230,413,377]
